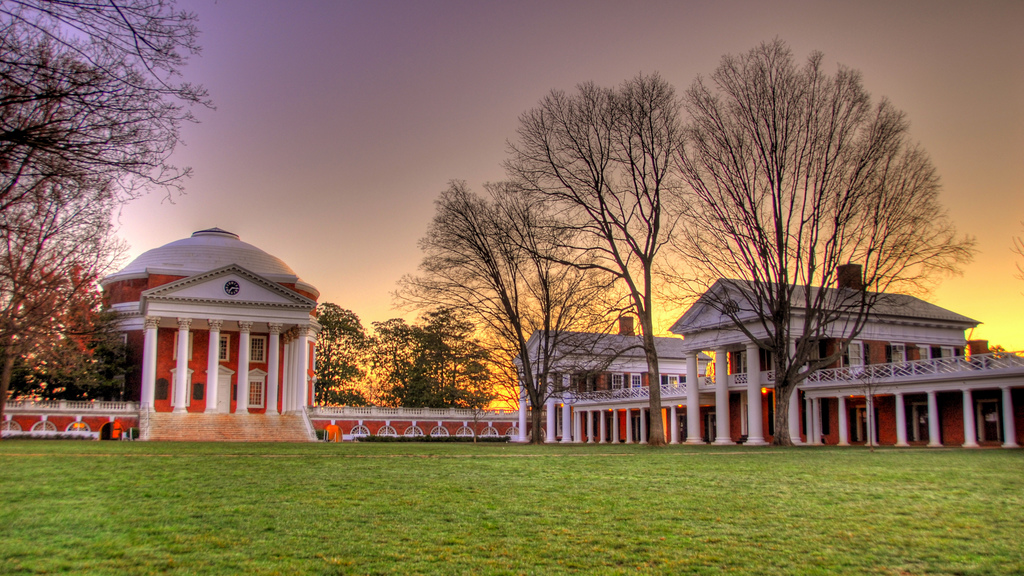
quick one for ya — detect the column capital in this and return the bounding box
[176,318,192,330]
[208,319,224,331]
[268,322,283,334]
[144,316,161,330]
[238,321,253,333]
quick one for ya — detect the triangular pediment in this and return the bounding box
[140,265,315,311]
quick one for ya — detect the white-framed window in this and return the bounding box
[66,421,90,432]
[941,346,955,359]
[247,369,267,408]
[430,425,450,437]
[248,380,264,407]
[612,374,625,389]
[660,375,679,386]
[844,342,864,367]
[172,332,194,360]
[630,374,642,388]
[219,334,230,361]
[250,335,267,363]
[888,343,906,363]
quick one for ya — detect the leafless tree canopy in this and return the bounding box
[0,0,209,204]
[675,40,974,445]
[0,1,204,425]
[398,181,610,442]
[505,73,684,446]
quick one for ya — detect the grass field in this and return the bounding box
[0,441,1021,575]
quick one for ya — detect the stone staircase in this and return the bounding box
[145,412,315,442]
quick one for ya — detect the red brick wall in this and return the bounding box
[938,392,964,445]
[729,392,743,441]
[874,395,897,445]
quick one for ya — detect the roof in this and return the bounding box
[526,330,698,362]
[670,278,979,336]
[101,229,318,298]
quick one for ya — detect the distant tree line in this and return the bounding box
[314,304,495,410]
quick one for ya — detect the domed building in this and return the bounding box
[101,228,321,441]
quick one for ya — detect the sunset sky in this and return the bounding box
[115,0,1024,350]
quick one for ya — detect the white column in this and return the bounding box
[280,333,291,413]
[205,320,222,414]
[866,394,876,447]
[814,398,823,445]
[745,343,766,445]
[612,409,620,443]
[585,411,594,443]
[561,401,571,443]
[599,410,607,443]
[804,395,815,445]
[545,398,556,443]
[173,318,191,413]
[266,323,282,415]
[894,392,909,447]
[1001,386,1019,448]
[685,353,703,444]
[573,410,582,443]
[141,316,159,410]
[927,390,942,447]
[639,408,648,444]
[517,384,528,442]
[624,408,633,444]
[788,387,803,444]
[714,347,731,444]
[669,405,679,444]
[837,396,849,446]
[236,321,252,414]
[962,389,978,448]
[296,327,311,409]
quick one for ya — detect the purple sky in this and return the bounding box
[116,0,1024,348]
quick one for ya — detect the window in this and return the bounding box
[630,374,643,388]
[661,375,679,386]
[886,344,906,363]
[844,342,864,367]
[192,382,205,401]
[172,332,194,360]
[67,421,90,432]
[250,336,267,363]
[219,334,230,361]
[612,374,624,389]
[248,379,264,407]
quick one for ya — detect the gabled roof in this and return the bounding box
[526,330,703,362]
[670,278,979,336]
[139,264,316,312]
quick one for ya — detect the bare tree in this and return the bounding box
[0,1,205,429]
[398,181,610,443]
[506,73,684,446]
[674,40,974,445]
[0,179,125,426]
[0,1,208,205]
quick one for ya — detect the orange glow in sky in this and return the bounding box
[115,0,1024,350]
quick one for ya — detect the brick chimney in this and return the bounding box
[618,316,635,336]
[836,264,864,290]
[967,340,989,356]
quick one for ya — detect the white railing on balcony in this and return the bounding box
[5,400,139,413]
[802,351,1024,385]
[570,352,1024,403]
[571,384,688,404]
[307,405,520,420]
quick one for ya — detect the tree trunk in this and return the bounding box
[0,347,16,442]
[642,330,666,447]
[772,380,795,446]
[531,402,544,444]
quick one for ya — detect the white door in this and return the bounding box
[217,374,231,414]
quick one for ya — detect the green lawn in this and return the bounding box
[0,441,1020,575]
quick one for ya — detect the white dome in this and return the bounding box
[103,229,317,298]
